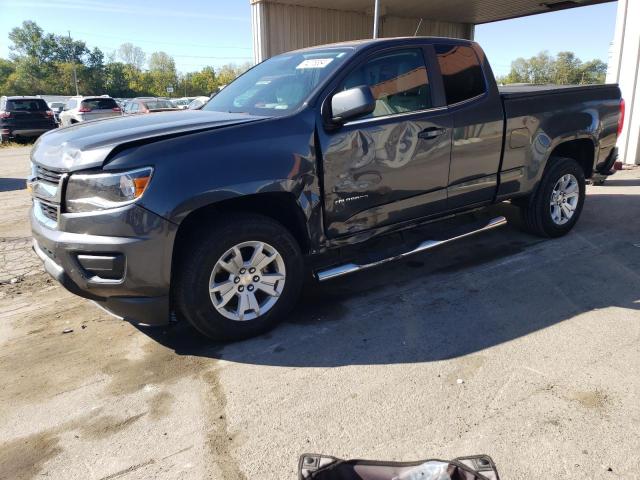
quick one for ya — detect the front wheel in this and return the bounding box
[174,213,304,341]
[518,156,586,238]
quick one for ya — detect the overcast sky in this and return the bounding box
[0,0,618,75]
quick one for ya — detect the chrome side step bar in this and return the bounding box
[315,216,507,282]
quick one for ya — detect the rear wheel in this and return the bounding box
[174,214,304,341]
[518,156,586,237]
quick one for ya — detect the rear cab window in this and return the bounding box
[81,98,118,110]
[434,44,486,105]
[338,48,432,119]
[6,99,49,111]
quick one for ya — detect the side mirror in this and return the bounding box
[330,85,375,124]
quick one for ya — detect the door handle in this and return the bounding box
[418,127,447,140]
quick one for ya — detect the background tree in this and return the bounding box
[500,50,607,85]
[0,59,16,89]
[189,66,217,95]
[216,62,252,86]
[578,59,607,84]
[8,21,54,63]
[0,21,252,96]
[117,43,146,70]
[147,51,178,96]
[104,62,132,97]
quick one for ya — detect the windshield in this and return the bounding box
[203,48,353,116]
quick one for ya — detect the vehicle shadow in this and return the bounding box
[0,178,26,192]
[140,193,640,367]
[597,178,640,187]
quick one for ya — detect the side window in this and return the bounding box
[130,102,139,113]
[339,48,432,118]
[435,44,486,105]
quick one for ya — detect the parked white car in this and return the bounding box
[172,97,196,109]
[58,96,122,126]
[47,102,65,123]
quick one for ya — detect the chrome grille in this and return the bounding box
[38,200,59,222]
[35,165,63,184]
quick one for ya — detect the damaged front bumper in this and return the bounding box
[30,203,176,326]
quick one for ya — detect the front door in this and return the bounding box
[434,43,504,209]
[318,47,452,238]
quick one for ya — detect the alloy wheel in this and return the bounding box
[208,241,286,321]
[550,173,579,225]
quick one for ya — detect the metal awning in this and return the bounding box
[264,0,615,24]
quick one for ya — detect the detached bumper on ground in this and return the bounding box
[30,204,176,326]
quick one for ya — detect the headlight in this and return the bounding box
[65,167,153,213]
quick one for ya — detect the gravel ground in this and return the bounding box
[1,146,639,479]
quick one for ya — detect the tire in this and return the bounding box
[518,156,586,238]
[174,213,304,341]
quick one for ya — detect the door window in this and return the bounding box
[338,49,432,119]
[435,44,486,105]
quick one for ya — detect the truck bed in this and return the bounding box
[498,82,621,199]
[499,83,618,100]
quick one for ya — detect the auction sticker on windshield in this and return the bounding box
[296,58,334,69]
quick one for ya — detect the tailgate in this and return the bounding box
[83,111,121,121]
[11,110,53,127]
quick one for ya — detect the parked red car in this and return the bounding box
[123,97,179,115]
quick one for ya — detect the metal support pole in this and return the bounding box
[373,0,380,39]
[68,31,79,95]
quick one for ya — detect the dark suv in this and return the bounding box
[0,96,57,143]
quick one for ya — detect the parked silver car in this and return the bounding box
[187,96,210,110]
[58,96,122,126]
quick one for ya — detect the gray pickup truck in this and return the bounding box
[29,37,623,340]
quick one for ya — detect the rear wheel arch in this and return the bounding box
[545,138,596,179]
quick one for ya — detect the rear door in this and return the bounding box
[80,97,121,120]
[6,99,53,129]
[434,43,504,209]
[318,46,452,238]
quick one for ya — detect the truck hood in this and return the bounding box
[31,110,265,172]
